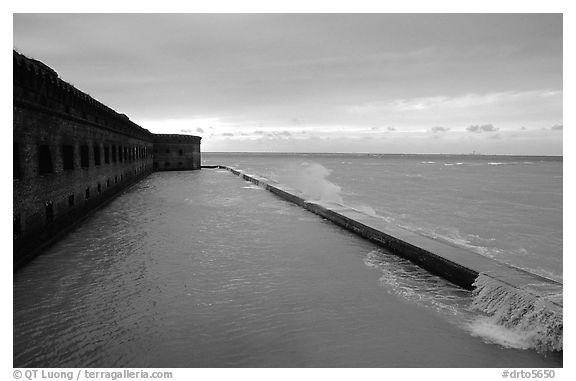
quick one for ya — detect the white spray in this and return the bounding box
[468,274,562,352]
[292,162,344,204]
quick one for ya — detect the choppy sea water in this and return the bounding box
[14,167,562,367]
[204,153,563,283]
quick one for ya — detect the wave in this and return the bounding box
[242,184,262,190]
[397,225,499,258]
[444,162,464,166]
[468,274,562,353]
[363,249,470,316]
[292,162,344,204]
[232,162,563,353]
[407,226,561,282]
[365,250,562,353]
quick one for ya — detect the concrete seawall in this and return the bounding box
[220,165,563,351]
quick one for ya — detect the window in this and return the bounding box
[68,194,75,207]
[104,146,110,164]
[178,162,183,167]
[165,162,170,167]
[62,145,74,170]
[115,175,118,184]
[14,143,20,179]
[97,183,101,194]
[80,146,89,168]
[118,146,123,162]
[38,145,54,174]
[85,187,90,199]
[94,145,101,166]
[165,149,170,154]
[13,214,21,238]
[112,145,117,162]
[179,149,183,156]
[45,201,54,222]
[106,179,110,188]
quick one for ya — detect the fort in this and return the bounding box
[13,50,201,270]
[13,51,562,353]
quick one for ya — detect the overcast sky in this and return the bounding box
[13,13,562,154]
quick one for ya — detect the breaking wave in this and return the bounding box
[365,250,563,353]
[292,163,344,204]
[467,274,562,353]
[292,163,392,221]
[363,249,471,317]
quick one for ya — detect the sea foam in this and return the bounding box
[468,274,562,352]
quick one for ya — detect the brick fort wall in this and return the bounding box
[13,50,202,269]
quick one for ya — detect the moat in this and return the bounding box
[13,170,562,367]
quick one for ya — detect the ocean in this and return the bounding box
[13,153,562,367]
[203,153,563,283]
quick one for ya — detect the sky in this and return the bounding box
[13,13,563,154]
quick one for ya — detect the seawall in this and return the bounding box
[221,165,563,352]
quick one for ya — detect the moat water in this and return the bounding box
[13,170,562,367]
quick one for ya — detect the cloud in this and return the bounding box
[13,14,562,155]
[466,124,499,133]
[430,126,449,133]
[222,132,235,137]
[551,124,563,131]
[520,126,527,130]
[180,127,205,134]
[387,126,397,131]
[349,90,562,116]
[265,130,292,138]
[488,133,502,140]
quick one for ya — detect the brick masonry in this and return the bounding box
[13,50,201,270]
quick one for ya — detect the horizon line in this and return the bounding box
[201,151,563,157]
